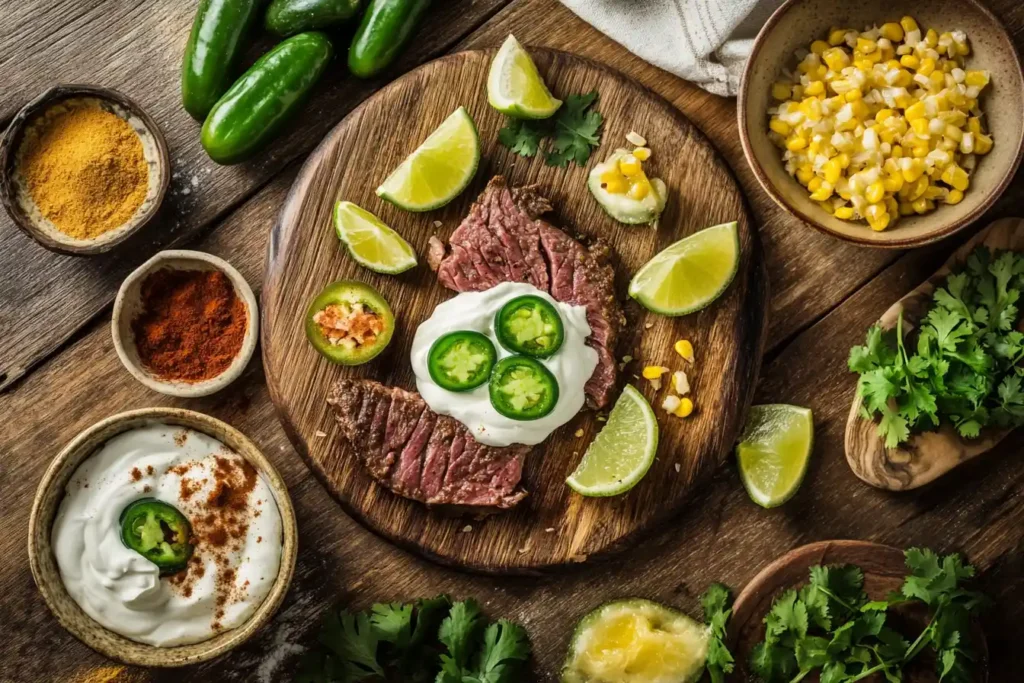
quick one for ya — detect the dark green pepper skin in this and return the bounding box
[348,0,431,78]
[495,295,564,359]
[489,356,559,421]
[201,32,334,165]
[120,499,194,576]
[428,331,497,392]
[181,0,263,121]
[265,0,362,36]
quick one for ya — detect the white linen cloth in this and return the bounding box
[559,0,786,97]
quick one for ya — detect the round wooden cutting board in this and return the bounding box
[263,48,768,573]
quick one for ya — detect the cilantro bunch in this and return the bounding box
[750,549,987,683]
[850,247,1024,447]
[497,91,603,167]
[296,596,530,683]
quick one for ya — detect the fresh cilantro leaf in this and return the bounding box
[545,91,602,167]
[320,610,385,680]
[700,583,735,682]
[465,619,531,683]
[750,641,798,683]
[438,599,485,671]
[795,635,830,670]
[497,118,547,157]
[372,602,414,648]
[765,590,808,644]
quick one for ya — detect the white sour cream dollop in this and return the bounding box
[51,423,283,647]
[411,282,598,446]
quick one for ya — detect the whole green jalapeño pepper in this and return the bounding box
[120,499,194,575]
[348,0,431,78]
[489,356,559,420]
[265,0,363,36]
[495,295,564,358]
[428,330,497,392]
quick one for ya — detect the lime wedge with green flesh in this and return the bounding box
[628,221,739,316]
[736,404,814,508]
[376,106,480,212]
[333,201,417,274]
[487,34,562,119]
[566,385,658,497]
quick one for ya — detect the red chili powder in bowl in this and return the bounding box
[131,267,247,382]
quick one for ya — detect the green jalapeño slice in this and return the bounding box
[489,356,559,420]
[495,295,564,358]
[428,331,498,392]
[120,498,194,575]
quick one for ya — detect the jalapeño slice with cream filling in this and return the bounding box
[494,295,564,358]
[305,280,395,365]
[489,355,559,420]
[119,498,194,576]
[427,330,497,392]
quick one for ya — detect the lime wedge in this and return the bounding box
[487,34,562,119]
[736,404,814,508]
[628,221,739,316]
[566,385,658,497]
[377,106,480,212]
[333,201,417,274]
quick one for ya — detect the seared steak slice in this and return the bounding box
[328,379,528,508]
[430,177,621,408]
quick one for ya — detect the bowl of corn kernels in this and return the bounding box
[739,0,1024,247]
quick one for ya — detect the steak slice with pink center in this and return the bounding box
[429,176,621,409]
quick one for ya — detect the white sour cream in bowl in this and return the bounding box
[411,282,598,447]
[51,422,283,647]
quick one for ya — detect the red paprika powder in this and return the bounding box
[131,267,247,382]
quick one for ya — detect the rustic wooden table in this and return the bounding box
[2,1,1022,681]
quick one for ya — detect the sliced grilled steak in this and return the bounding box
[429,177,621,408]
[327,379,528,508]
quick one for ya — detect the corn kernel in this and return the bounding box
[967,117,983,135]
[632,146,652,161]
[786,136,808,152]
[910,118,930,137]
[865,181,885,203]
[642,365,669,380]
[628,181,650,200]
[900,16,919,33]
[844,88,862,102]
[823,48,849,71]
[772,82,792,100]
[796,165,815,184]
[828,28,849,46]
[672,370,690,395]
[807,177,823,192]
[810,40,830,55]
[925,29,939,47]
[674,340,694,363]
[618,156,642,176]
[662,395,681,414]
[834,206,856,220]
[898,54,919,70]
[904,101,926,120]
[856,37,877,54]
[882,174,903,193]
[880,22,904,42]
[942,165,970,191]
[974,133,993,155]
[867,211,891,231]
[674,397,694,418]
[823,159,842,184]
[918,58,936,76]
[603,177,627,194]
[906,176,929,201]
[810,181,834,201]
[945,189,964,204]
[804,80,825,96]
[912,197,934,214]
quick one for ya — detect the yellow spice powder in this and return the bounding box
[21,104,148,240]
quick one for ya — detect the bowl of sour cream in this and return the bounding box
[27,408,297,667]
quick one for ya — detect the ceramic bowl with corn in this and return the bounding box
[740,0,1024,248]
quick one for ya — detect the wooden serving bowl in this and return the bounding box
[0,84,170,255]
[739,0,1024,248]
[27,408,298,667]
[731,540,988,682]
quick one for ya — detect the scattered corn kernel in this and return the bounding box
[625,131,647,146]
[642,365,669,380]
[661,395,681,414]
[632,146,652,161]
[672,370,690,396]
[674,398,695,418]
[674,340,694,363]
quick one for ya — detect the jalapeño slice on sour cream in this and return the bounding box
[427,331,497,392]
[495,294,565,358]
[489,355,560,420]
[119,498,194,576]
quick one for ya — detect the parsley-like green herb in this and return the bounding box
[850,247,1024,447]
[296,596,531,683]
[748,549,987,683]
[497,91,602,167]
[701,583,736,683]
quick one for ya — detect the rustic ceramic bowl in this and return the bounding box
[739,0,1024,248]
[112,250,259,398]
[0,84,170,255]
[27,407,298,667]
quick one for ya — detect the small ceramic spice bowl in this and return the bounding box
[739,0,1024,248]
[0,84,170,255]
[27,407,298,667]
[112,250,259,398]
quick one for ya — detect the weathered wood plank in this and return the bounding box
[0,0,512,392]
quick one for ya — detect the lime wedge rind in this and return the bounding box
[566,385,659,497]
[333,201,418,275]
[487,34,562,119]
[376,107,481,212]
[628,221,740,316]
[736,404,814,509]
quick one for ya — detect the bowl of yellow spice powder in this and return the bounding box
[0,85,170,255]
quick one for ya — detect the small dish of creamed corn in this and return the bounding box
[767,16,992,232]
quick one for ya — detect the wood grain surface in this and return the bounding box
[846,218,1024,491]
[263,48,768,572]
[2,0,1024,681]
[730,540,988,682]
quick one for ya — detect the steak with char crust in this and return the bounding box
[428,177,620,408]
[327,379,528,508]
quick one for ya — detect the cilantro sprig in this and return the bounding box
[296,596,531,683]
[497,91,603,167]
[749,549,987,683]
[701,583,736,683]
[850,246,1024,447]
